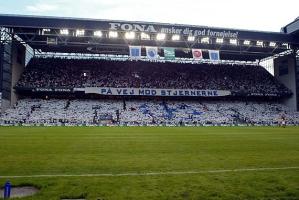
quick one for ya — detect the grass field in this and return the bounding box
[0,126,299,200]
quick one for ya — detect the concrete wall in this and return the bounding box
[0,42,11,113]
[274,55,298,111]
[10,42,25,106]
[0,41,25,112]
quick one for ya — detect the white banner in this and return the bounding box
[79,87,231,97]
[209,50,220,61]
[129,46,141,59]
[146,46,158,60]
[192,49,203,60]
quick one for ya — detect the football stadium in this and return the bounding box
[0,13,299,199]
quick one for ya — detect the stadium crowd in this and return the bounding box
[1,99,299,126]
[3,57,297,126]
[15,57,291,97]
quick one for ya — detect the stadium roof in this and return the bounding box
[0,14,299,61]
[282,17,299,36]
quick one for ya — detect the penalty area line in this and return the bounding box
[1,166,299,179]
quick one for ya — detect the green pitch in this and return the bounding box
[0,126,299,200]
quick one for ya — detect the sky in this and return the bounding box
[0,0,298,32]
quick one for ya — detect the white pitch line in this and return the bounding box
[1,166,299,179]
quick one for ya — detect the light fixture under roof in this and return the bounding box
[201,37,209,44]
[229,38,237,45]
[141,32,150,40]
[172,34,180,41]
[243,40,251,45]
[216,38,224,44]
[156,33,166,41]
[109,31,118,38]
[94,30,103,37]
[256,40,264,46]
[187,36,195,42]
[125,31,135,40]
[269,42,276,47]
[60,29,69,35]
[75,29,85,37]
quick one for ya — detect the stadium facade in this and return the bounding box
[0,14,299,126]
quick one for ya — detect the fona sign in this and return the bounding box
[109,23,157,33]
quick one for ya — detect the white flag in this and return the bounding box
[129,46,141,59]
[146,47,158,60]
[192,49,203,60]
[209,50,220,61]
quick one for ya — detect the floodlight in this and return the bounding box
[41,29,51,35]
[216,38,224,44]
[269,42,276,47]
[156,33,166,41]
[256,40,263,46]
[243,40,251,45]
[60,29,69,35]
[76,29,85,37]
[42,28,51,33]
[172,35,180,41]
[141,32,150,40]
[187,36,195,41]
[109,31,118,38]
[94,30,103,37]
[229,39,237,45]
[125,32,135,40]
[201,37,209,44]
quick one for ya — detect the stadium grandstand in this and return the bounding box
[0,14,299,126]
